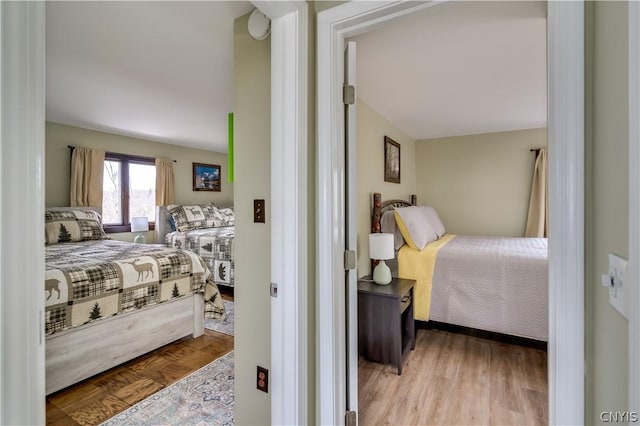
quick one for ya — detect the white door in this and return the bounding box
[344,40,358,422]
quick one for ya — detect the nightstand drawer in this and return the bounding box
[400,293,412,314]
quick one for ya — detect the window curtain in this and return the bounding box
[155,158,175,206]
[525,148,548,237]
[70,146,105,208]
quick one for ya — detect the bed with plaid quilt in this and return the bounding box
[164,226,235,288]
[45,240,225,336]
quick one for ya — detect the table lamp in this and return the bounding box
[369,233,394,285]
[131,217,149,244]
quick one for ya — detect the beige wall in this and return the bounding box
[357,98,416,276]
[414,128,547,237]
[232,12,271,425]
[232,6,317,424]
[45,122,232,243]
[587,2,629,422]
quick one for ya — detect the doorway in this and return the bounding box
[0,1,308,424]
[350,2,548,423]
[317,1,585,425]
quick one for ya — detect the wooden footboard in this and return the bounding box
[46,293,204,395]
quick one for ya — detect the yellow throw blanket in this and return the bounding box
[398,234,457,321]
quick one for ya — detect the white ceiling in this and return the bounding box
[351,1,547,140]
[46,1,253,152]
[47,1,546,151]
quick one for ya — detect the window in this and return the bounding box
[102,152,156,233]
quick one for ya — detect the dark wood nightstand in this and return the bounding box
[357,277,416,375]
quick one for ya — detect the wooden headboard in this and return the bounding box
[46,206,102,215]
[155,206,173,244]
[370,193,416,273]
[371,192,417,234]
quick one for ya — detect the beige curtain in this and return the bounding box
[155,158,175,206]
[525,148,548,237]
[70,147,105,208]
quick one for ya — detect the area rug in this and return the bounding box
[101,351,234,426]
[205,300,234,336]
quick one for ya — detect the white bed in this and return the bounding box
[155,204,235,289]
[371,193,548,342]
[44,207,223,395]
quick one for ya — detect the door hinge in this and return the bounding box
[346,411,357,426]
[344,250,356,271]
[270,282,278,298]
[343,84,355,105]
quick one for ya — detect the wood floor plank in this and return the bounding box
[137,359,193,386]
[112,377,165,405]
[45,401,68,423]
[90,368,144,394]
[67,395,129,426]
[48,383,107,413]
[360,329,547,426]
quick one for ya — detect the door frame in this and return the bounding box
[0,2,47,424]
[0,1,308,424]
[628,0,640,412]
[251,1,309,425]
[317,1,585,425]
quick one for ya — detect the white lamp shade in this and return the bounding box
[131,217,149,233]
[369,233,394,260]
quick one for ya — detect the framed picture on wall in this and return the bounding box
[193,163,221,192]
[384,136,400,184]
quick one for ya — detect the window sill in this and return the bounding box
[104,223,155,234]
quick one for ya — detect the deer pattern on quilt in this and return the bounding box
[121,258,155,282]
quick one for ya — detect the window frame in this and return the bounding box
[102,152,156,234]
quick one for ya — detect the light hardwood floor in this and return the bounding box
[46,295,234,426]
[358,329,548,426]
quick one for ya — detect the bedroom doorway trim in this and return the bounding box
[317,1,585,425]
[629,0,640,413]
[0,1,47,424]
[251,2,309,425]
[0,1,308,424]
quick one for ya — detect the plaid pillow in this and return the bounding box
[217,207,235,226]
[168,205,206,231]
[202,204,226,227]
[45,209,108,244]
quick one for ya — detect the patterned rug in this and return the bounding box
[205,300,234,336]
[101,351,234,426]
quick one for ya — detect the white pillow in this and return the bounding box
[393,206,439,251]
[421,206,445,238]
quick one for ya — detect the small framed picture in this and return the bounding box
[384,136,400,184]
[193,163,221,192]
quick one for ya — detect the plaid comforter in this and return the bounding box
[45,240,225,336]
[164,226,235,288]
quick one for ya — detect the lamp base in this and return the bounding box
[134,234,146,244]
[372,260,392,285]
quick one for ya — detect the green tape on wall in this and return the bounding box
[228,112,234,183]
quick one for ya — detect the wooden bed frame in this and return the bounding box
[45,207,205,395]
[371,192,416,233]
[46,294,203,394]
[370,193,416,271]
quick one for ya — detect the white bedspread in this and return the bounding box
[430,235,548,341]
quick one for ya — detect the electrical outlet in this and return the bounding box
[254,199,265,223]
[257,366,268,393]
[607,253,628,318]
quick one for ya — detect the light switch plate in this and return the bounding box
[607,253,628,318]
[254,199,265,223]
